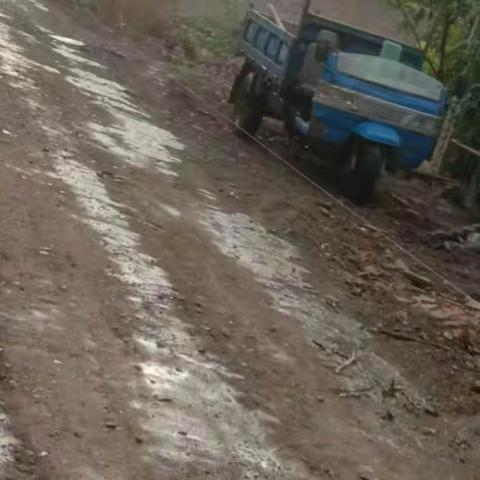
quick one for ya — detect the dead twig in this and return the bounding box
[312,339,349,360]
[335,349,357,373]
[337,387,373,398]
[371,328,449,351]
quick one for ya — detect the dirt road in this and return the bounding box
[0,1,479,479]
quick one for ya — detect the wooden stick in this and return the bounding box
[452,138,480,158]
[335,350,357,373]
[301,0,312,23]
[268,3,286,31]
[372,328,449,351]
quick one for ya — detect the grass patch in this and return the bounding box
[174,0,244,58]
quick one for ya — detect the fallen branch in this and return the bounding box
[337,387,373,398]
[335,349,357,373]
[371,328,449,351]
[312,339,349,359]
[452,138,480,158]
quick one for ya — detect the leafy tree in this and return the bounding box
[386,1,480,146]
[385,1,479,80]
[385,1,480,206]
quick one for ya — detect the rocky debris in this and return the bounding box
[104,421,118,431]
[393,259,432,289]
[427,224,480,250]
[402,270,433,290]
[153,395,173,403]
[389,193,425,224]
[357,465,374,480]
[467,232,480,251]
[381,410,395,422]
[372,327,448,351]
[471,381,480,394]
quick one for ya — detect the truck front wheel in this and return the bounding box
[233,74,264,137]
[349,140,386,204]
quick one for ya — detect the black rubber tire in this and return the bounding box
[233,77,264,137]
[350,141,385,204]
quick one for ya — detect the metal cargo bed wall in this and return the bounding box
[285,12,425,84]
[250,0,403,39]
[240,10,294,80]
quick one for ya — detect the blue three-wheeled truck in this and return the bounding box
[230,5,447,202]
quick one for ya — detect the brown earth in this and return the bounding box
[0,1,479,480]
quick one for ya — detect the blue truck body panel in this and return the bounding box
[321,56,446,116]
[311,103,435,168]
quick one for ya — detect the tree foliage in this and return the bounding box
[385,0,480,147]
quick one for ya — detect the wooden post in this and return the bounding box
[301,0,312,23]
[431,99,459,174]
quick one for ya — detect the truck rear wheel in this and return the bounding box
[233,75,264,137]
[350,141,385,204]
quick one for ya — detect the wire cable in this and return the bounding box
[180,82,476,304]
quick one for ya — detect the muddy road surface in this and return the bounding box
[0,1,479,479]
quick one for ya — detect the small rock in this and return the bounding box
[97,170,114,179]
[422,427,437,436]
[424,406,440,417]
[316,199,332,210]
[316,396,325,403]
[324,295,339,310]
[467,232,480,250]
[394,259,432,289]
[358,465,373,479]
[381,410,395,422]
[403,270,432,290]
[471,380,480,394]
[154,396,173,403]
[105,422,118,430]
[177,431,188,437]
[134,436,144,444]
[359,265,383,278]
